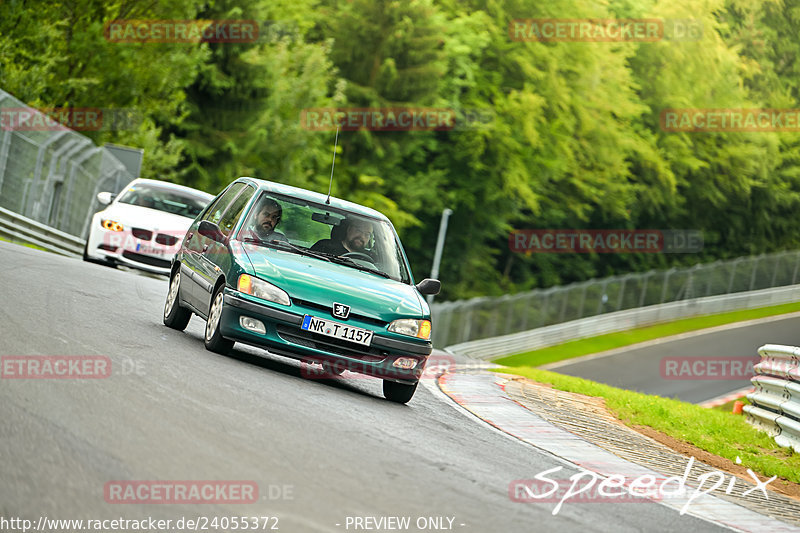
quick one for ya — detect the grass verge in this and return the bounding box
[0,234,50,253]
[495,366,799,484]
[495,301,800,368]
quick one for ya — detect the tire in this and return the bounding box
[204,285,234,354]
[383,380,418,404]
[163,268,191,331]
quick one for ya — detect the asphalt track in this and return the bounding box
[546,314,800,404]
[0,241,740,532]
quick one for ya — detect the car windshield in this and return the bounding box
[237,192,412,284]
[117,183,211,218]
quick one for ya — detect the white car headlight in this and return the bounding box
[237,274,290,306]
[101,219,124,231]
[388,318,432,340]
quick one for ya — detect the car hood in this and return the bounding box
[100,203,195,233]
[241,243,425,321]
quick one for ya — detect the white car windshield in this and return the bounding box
[237,192,412,284]
[117,183,210,218]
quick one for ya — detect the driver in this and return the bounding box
[311,218,374,256]
[247,197,287,242]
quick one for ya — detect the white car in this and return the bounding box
[83,178,214,275]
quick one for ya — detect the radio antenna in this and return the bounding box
[326,125,339,205]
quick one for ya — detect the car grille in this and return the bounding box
[292,298,386,326]
[275,325,386,361]
[121,251,171,269]
[156,233,179,246]
[132,228,153,240]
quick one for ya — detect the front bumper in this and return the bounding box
[85,222,174,275]
[219,289,432,384]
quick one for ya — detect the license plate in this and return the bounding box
[301,315,373,346]
[136,243,165,255]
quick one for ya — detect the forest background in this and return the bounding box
[2,0,798,301]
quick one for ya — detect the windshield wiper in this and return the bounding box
[323,255,393,279]
[241,238,332,262]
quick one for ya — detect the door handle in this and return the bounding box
[202,244,209,253]
[187,232,193,240]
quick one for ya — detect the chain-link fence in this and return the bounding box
[431,250,800,348]
[0,89,133,239]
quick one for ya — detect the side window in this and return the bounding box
[218,186,255,236]
[202,183,245,225]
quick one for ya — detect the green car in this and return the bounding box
[163,178,440,403]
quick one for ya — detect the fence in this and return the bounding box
[745,344,800,453]
[0,88,133,240]
[431,250,800,348]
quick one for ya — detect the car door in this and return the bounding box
[194,184,256,314]
[182,183,246,312]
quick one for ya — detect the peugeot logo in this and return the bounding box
[332,302,350,319]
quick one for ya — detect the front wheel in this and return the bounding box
[163,269,191,330]
[383,380,418,404]
[204,285,234,354]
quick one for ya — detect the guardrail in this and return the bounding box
[0,206,85,257]
[447,284,800,359]
[0,88,133,239]
[744,344,800,453]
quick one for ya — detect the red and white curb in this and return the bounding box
[421,371,799,533]
[699,387,755,409]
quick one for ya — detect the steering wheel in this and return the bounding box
[341,252,375,263]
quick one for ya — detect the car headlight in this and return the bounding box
[388,319,431,340]
[237,274,290,306]
[101,219,124,231]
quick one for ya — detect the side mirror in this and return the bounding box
[198,220,226,243]
[416,278,441,296]
[97,192,115,205]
